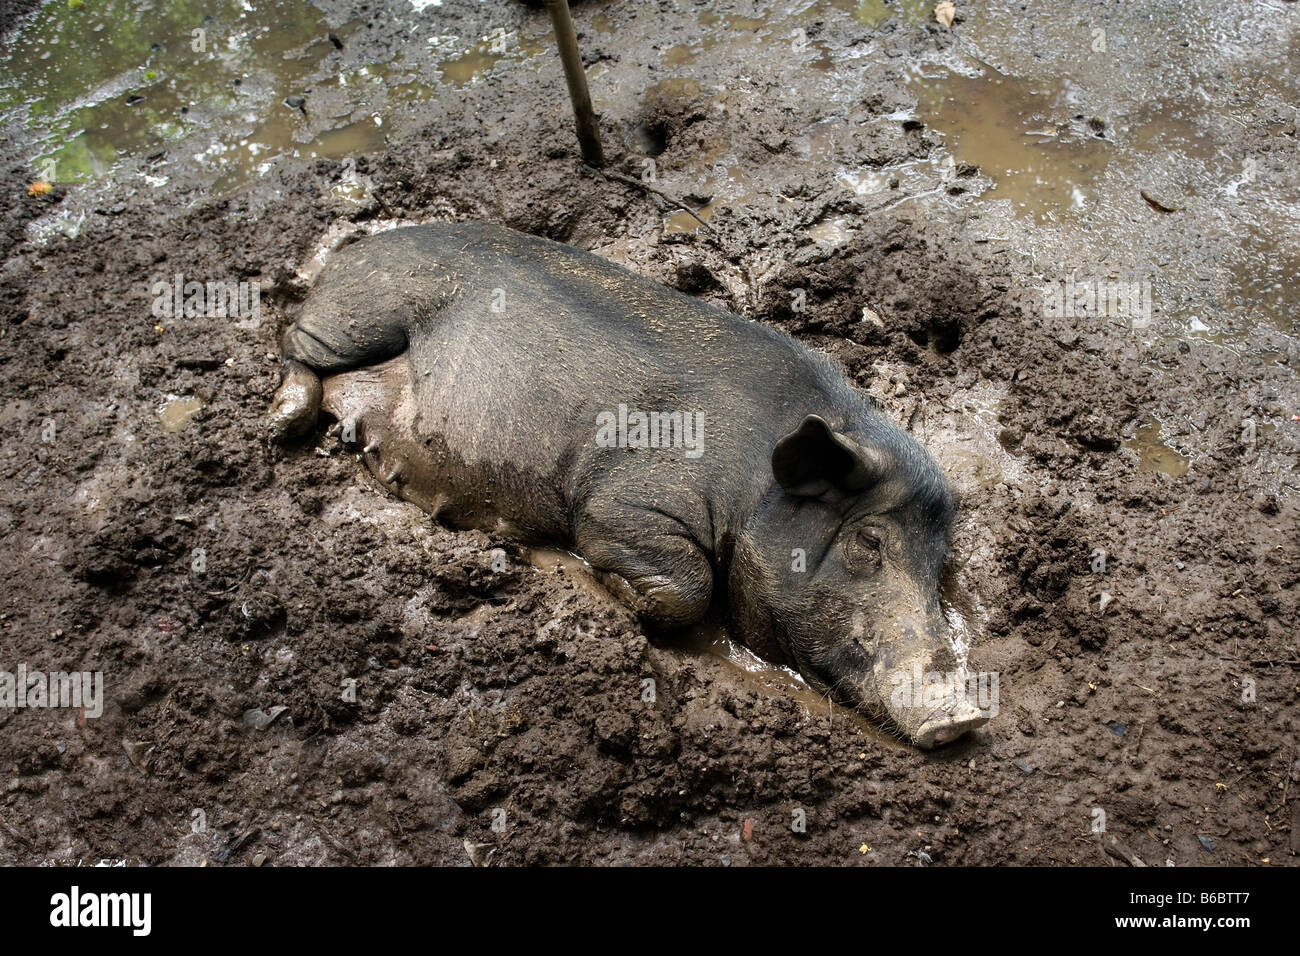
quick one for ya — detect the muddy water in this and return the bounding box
[906,68,1113,221]
[1124,418,1192,478]
[158,394,203,433]
[0,0,542,193]
[436,29,546,85]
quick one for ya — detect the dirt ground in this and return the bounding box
[0,0,1296,866]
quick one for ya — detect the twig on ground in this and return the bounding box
[1101,833,1147,867]
[596,167,714,232]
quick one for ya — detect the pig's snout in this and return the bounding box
[870,616,992,749]
[911,698,991,750]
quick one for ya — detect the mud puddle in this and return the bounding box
[157,394,203,433]
[1124,418,1192,478]
[0,0,544,194]
[906,67,1112,221]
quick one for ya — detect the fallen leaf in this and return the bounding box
[27,181,52,197]
[935,2,956,28]
[1140,189,1181,213]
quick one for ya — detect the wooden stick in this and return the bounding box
[544,0,604,168]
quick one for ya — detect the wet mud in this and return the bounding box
[0,0,1296,865]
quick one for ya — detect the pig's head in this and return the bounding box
[729,414,989,749]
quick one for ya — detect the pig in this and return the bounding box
[268,222,991,748]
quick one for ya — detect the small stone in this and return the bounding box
[122,739,154,771]
[463,839,495,867]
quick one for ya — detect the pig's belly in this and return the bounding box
[319,353,572,544]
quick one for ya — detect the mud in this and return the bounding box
[0,0,1296,866]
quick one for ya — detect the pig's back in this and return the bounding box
[328,222,855,535]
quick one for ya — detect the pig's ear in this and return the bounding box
[772,414,880,497]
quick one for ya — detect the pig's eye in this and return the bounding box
[856,530,883,569]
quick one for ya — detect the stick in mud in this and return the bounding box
[544,0,605,167]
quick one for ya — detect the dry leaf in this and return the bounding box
[935,2,956,29]
[1140,189,1181,213]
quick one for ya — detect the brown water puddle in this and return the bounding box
[907,68,1113,221]
[437,31,547,85]
[1124,418,1191,477]
[158,395,203,433]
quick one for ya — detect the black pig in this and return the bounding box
[269,222,991,747]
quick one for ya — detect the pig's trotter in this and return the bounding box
[267,359,323,442]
